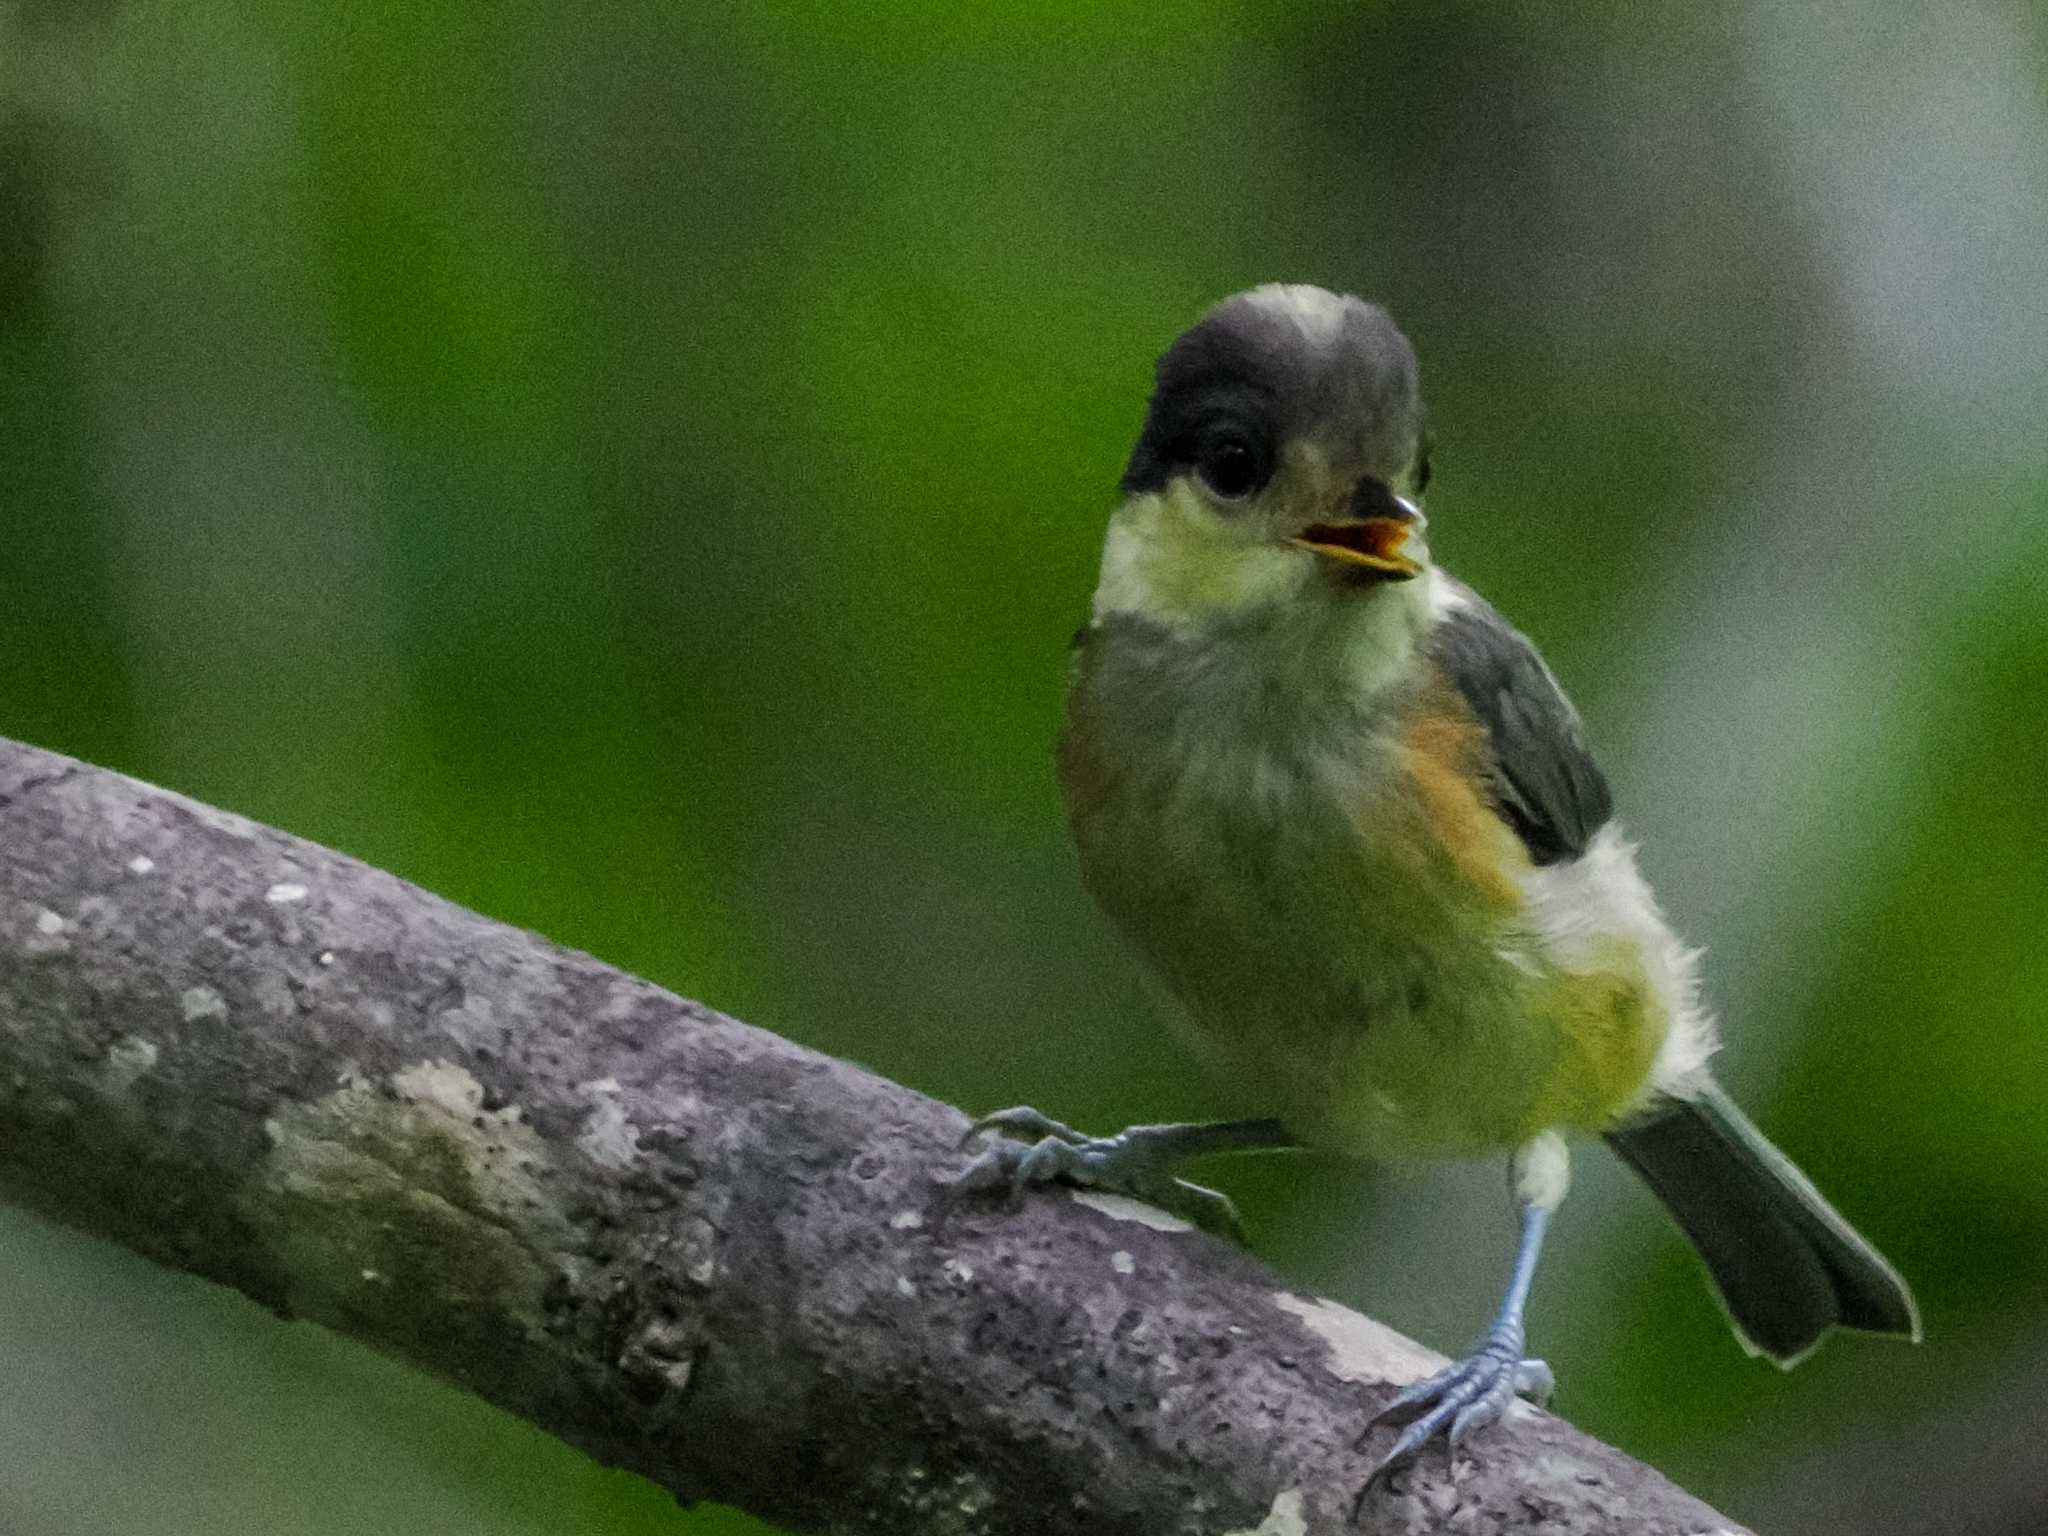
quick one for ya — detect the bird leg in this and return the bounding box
[1357,1132,1567,1499]
[949,1108,1294,1240]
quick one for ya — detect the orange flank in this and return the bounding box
[1398,683,1528,914]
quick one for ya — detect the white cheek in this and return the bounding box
[1092,488,1306,627]
[1222,543,1310,609]
[1093,516,1153,619]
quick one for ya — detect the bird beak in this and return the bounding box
[1290,478,1424,580]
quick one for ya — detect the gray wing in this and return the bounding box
[1427,581,1613,866]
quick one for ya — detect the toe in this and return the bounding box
[944,1144,1017,1192]
[1366,1364,1460,1433]
[1361,1391,1468,1492]
[1357,1342,1551,1500]
[1446,1378,1514,1451]
[961,1105,1080,1147]
[1515,1358,1554,1405]
[1169,1180,1246,1242]
[948,1116,1251,1245]
[1015,1134,1090,1193]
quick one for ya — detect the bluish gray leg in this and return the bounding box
[950,1109,1294,1240]
[1358,1133,1567,1499]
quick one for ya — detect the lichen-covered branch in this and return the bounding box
[0,737,1748,1536]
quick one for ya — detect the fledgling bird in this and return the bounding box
[957,284,1919,1485]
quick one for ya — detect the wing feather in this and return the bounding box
[1427,581,1613,865]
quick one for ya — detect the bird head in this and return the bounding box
[1093,285,1432,631]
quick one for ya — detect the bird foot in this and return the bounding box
[1355,1322,1552,1502]
[947,1106,1245,1240]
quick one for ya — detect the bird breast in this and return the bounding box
[1059,618,1669,1160]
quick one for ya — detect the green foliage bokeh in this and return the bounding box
[3,1,2044,1532]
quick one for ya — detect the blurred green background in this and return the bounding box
[4,0,2045,1531]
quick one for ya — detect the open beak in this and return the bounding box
[1290,479,1424,580]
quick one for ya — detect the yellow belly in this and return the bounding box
[1062,629,1672,1164]
[1240,949,1668,1162]
[1106,787,1672,1163]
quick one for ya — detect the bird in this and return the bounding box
[954,283,1920,1488]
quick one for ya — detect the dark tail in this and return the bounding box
[1604,1085,1921,1365]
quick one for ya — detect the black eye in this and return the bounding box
[1414,432,1433,496]
[1193,431,1268,500]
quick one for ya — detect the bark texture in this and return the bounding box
[0,736,1751,1536]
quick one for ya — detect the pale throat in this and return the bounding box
[1091,488,1438,698]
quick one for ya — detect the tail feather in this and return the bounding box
[1604,1085,1920,1365]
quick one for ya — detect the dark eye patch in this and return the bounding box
[1185,419,1273,500]
[1119,291,1432,499]
[1123,374,1278,496]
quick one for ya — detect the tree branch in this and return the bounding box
[0,737,1747,1536]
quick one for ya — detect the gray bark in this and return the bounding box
[0,736,1750,1536]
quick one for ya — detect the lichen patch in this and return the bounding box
[180,986,228,1024]
[882,1466,999,1533]
[1222,1488,1307,1536]
[1271,1293,1445,1386]
[102,1035,159,1091]
[1070,1190,1193,1232]
[243,1059,574,1336]
[20,905,70,954]
[389,1059,501,1119]
[576,1081,642,1171]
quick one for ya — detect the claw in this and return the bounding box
[1162,1183,1246,1243]
[1361,1364,1457,1434]
[1447,1379,1512,1450]
[945,1108,1248,1240]
[960,1106,1083,1149]
[1356,1325,1548,1496]
[1014,1134,1091,1198]
[948,1144,1025,1195]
